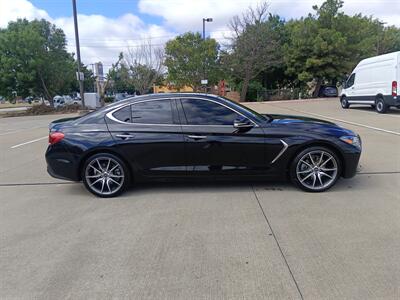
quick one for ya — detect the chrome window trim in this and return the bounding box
[106,96,259,127]
[271,140,289,164]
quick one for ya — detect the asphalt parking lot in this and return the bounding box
[1,98,399,299]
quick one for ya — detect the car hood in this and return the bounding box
[266,114,355,137]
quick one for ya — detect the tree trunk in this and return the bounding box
[39,73,53,107]
[313,78,323,98]
[240,75,250,102]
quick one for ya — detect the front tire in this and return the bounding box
[82,153,130,198]
[290,147,341,192]
[375,97,388,113]
[341,96,350,109]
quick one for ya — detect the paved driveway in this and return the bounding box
[0,99,399,299]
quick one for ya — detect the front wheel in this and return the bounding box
[290,147,341,192]
[341,96,350,109]
[82,153,130,197]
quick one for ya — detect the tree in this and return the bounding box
[164,32,220,91]
[284,0,399,95]
[223,3,283,101]
[0,19,78,105]
[123,40,164,95]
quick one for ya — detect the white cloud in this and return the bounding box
[0,0,175,72]
[0,0,50,27]
[139,0,400,30]
[54,13,173,70]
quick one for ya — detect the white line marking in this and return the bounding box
[11,136,48,149]
[269,105,400,136]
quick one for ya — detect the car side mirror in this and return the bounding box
[233,118,254,129]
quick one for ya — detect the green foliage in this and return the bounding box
[164,32,220,91]
[284,0,400,92]
[0,19,94,103]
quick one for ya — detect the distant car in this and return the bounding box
[72,99,82,105]
[114,93,127,102]
[53,96,66,108]
[341,51,400,113]
[318,85,338,97]
[46,93,362,197]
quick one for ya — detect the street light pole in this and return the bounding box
[202,18,212,93]
[72,0,85,108]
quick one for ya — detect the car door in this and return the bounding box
[177,97,268,177]
[105,98,186,177]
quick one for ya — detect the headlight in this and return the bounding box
[340,135,361,149]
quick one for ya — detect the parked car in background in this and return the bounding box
[53,95,66,108]
[53,95,78,107]
[318,85,338,97]
[341,51,400,113]
[46,93,362,197]
[114,92,134,102]
[114,93,127,102]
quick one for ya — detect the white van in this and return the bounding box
[340,51,399,113]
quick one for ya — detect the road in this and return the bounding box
[0,98,399,299]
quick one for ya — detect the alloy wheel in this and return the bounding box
[296,150,338,191]
[85,156,125,196]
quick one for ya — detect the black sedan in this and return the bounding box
[46,93,361,197]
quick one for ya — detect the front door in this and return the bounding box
[177,97,268,177]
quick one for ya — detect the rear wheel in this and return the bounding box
[341,96,350,109]
[375,97,388,114]
[290,147,341,192]
[82,153,130,197]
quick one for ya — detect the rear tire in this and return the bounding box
[290,146,341,192]
[375,97,388,114]
[341,96,350,109]
[82,153,130,198]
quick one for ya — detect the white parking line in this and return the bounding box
[11,136,48,149]
[271,105,400,136]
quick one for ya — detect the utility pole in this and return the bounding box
[202,18,212,93]
[72,0,85,108]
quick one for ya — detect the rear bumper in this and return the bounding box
[383,95,400,107]
[45,145,80,181]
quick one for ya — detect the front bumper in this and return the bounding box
[342,151,361,178]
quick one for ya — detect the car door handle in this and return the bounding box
[116,134,134,140]
[187,135,207,140]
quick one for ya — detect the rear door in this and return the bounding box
[177,97,267,177]
[105,98,186,177]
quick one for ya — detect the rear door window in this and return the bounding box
[131,99,173,124]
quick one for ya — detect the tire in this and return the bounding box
[375,97,388,114]
[341,96,350,109]
[82,153,130,198]
[290,146,341,192]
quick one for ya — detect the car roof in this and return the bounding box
[115,93,221,105]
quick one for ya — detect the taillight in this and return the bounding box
[49,132,64,145]
[392,81,398,97]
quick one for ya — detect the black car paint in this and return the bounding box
[46,94,361,184]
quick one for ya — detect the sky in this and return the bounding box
[1,0,399,71]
